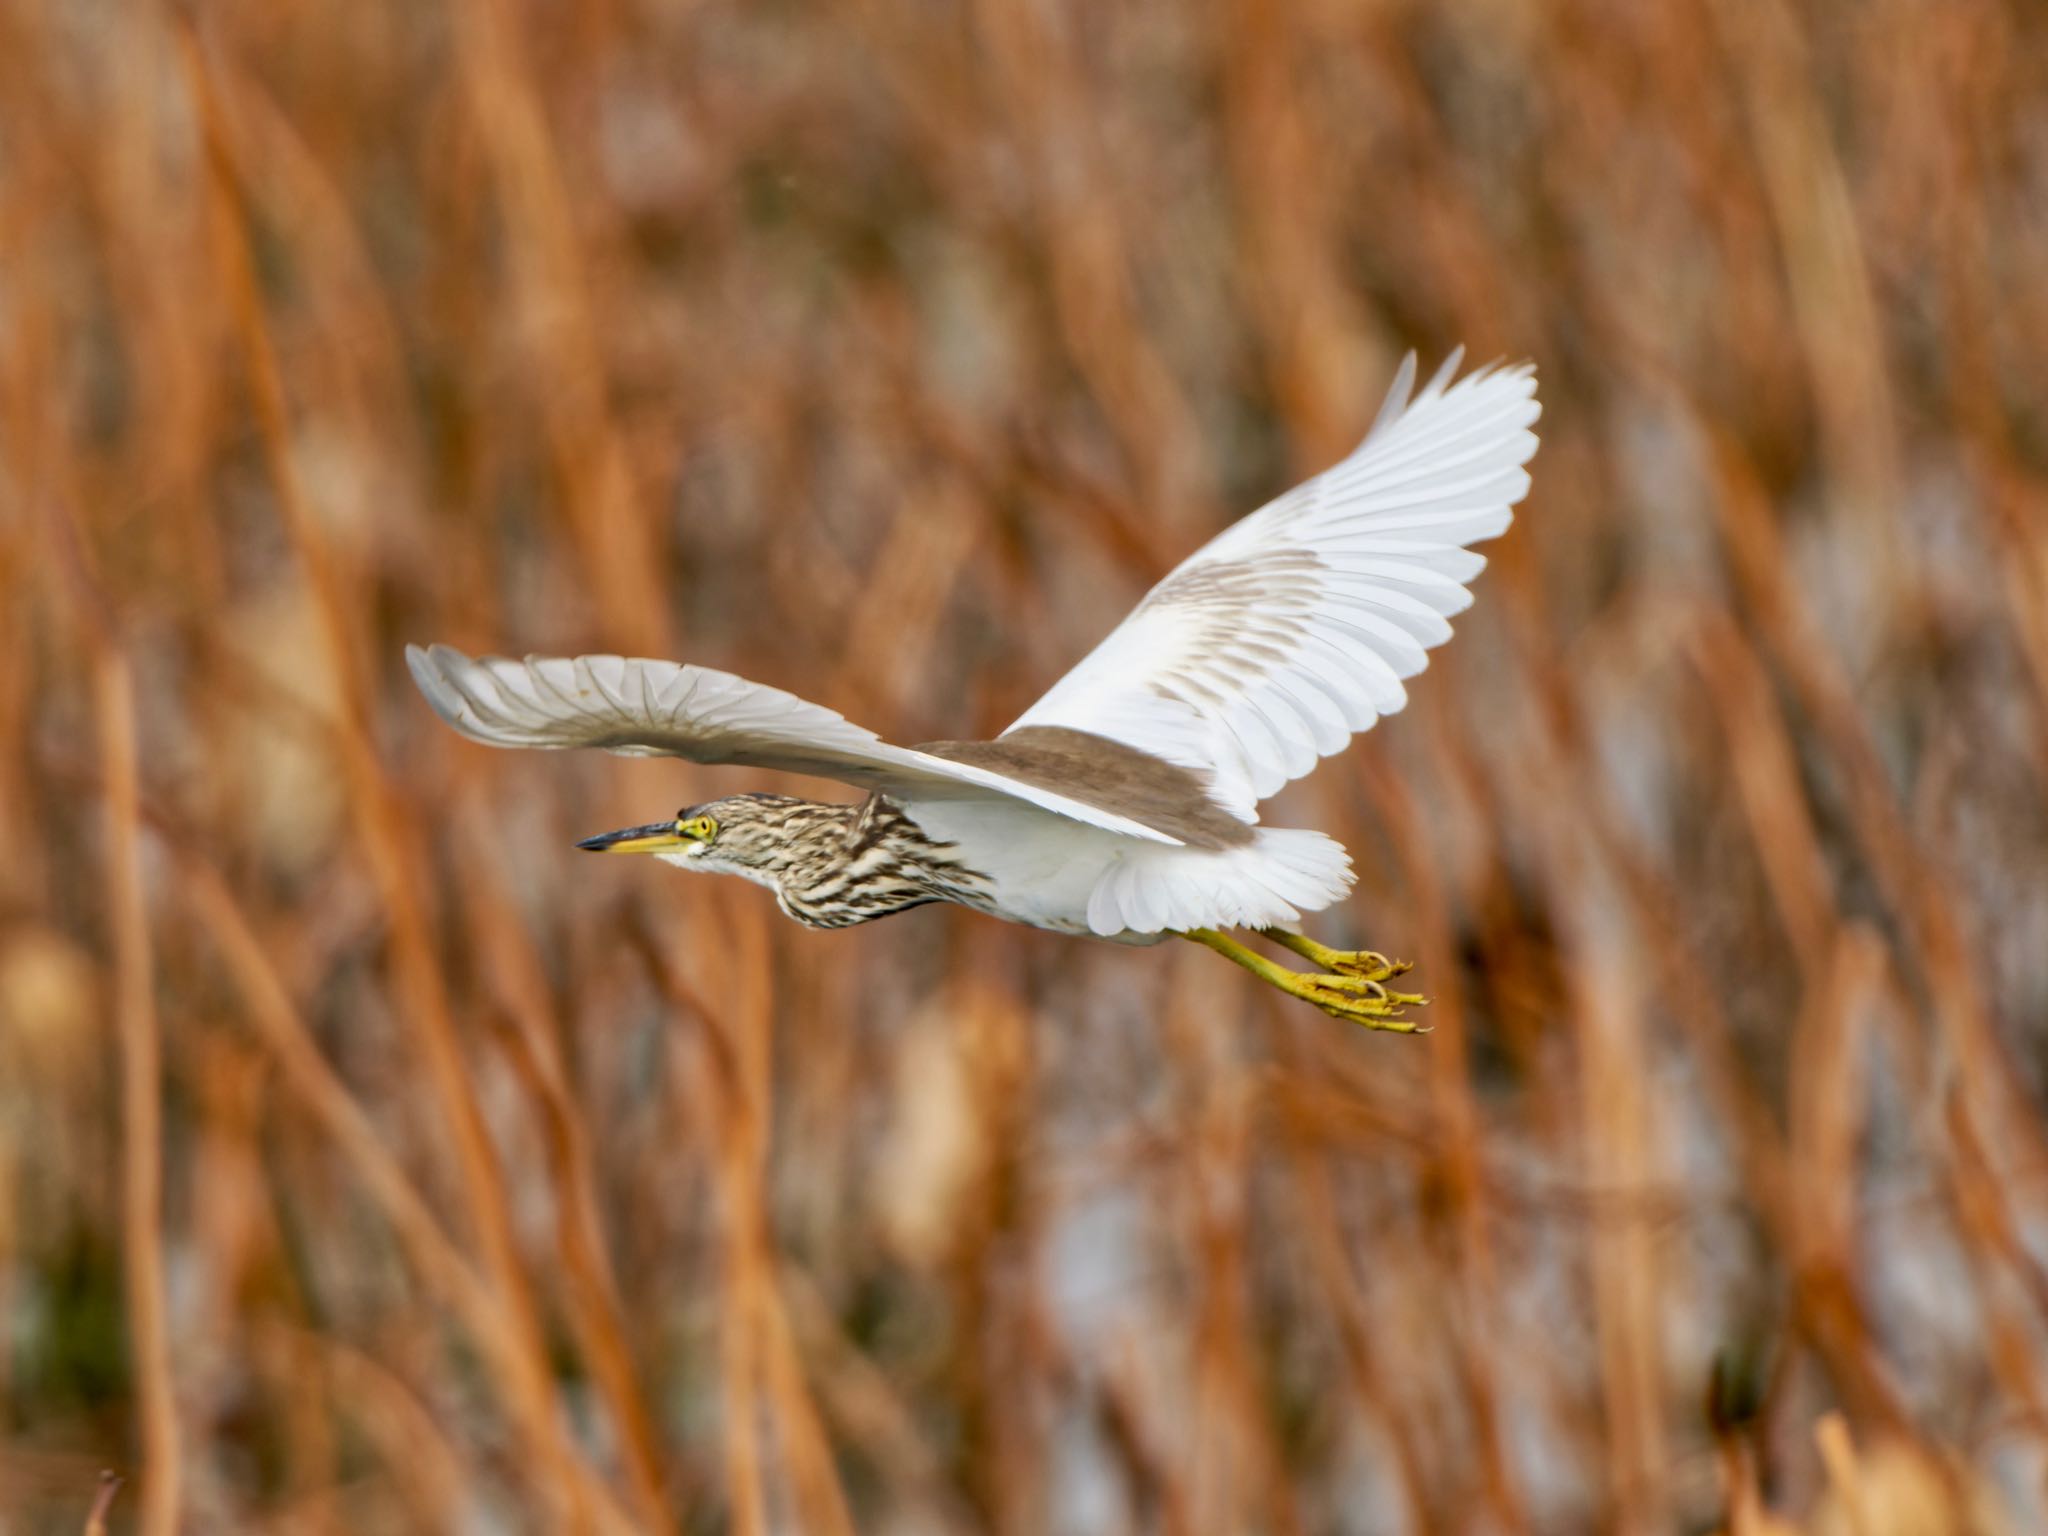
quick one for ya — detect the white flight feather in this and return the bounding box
[1009,352,1540,821]
[406,644,1182,845]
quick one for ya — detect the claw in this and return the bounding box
[1327,952,1419,984]
[1182,929,1434,1037]
[1256,930,1415,985]
[1295,972,1431,1033]
[1302,973,1390,1000]
[1330,950,1398,981]
[1305,988,1430,1034]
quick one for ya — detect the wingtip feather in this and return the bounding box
[1423,345,1466,399]
[1366,351,1420,443]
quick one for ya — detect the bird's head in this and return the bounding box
[575,793,811,879]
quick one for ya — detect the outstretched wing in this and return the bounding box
[1008,353,1539,821]
[406,645,1181,844]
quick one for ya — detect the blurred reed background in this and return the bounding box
[3,0,2047,1530]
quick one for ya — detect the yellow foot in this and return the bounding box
[1257,928,1414,984]
[1181,928,1431,1034]
[1289,969,1431,1032]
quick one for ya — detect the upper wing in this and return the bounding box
[1008,353,1539,821]
[406,644,1181,844]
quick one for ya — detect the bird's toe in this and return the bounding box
[1300,977,1431,1034]
[1329,950,1409,982]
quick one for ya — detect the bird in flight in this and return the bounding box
[409,353,1538,1031]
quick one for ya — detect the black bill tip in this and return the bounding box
[576,821,685,854]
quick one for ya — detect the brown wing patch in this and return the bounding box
[916,727,1255,849]
[1135,547,1324,710]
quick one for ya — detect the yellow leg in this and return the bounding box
[1181,928,1429,1034]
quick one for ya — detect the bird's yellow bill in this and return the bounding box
[577,821,688,854]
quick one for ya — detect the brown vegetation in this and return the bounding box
[3,0,2047,1530]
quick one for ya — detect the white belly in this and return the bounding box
[898,797,1354,942]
